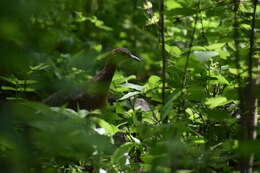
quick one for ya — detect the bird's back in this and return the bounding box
[42,83,108,110]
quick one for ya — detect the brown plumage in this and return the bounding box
[43,48,141,110]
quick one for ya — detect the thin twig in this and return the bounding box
[181,5,199,89]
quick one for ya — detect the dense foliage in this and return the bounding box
[0,0,259,172]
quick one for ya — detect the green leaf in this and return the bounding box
[145,75,161,91]
[210,74,230,85]
[112,142,134,166]
[206,43,225,50]
[165,0,182,10]
[29,63,49,71]
[118,91,140,101]
[86,16,113,31]
[121,83,144,91]
[148,75,160,83]
[161,89,182,121]
[165,44,182,57]
[1,86,35,92]
[167,8,196,16]
[218,49,230,60]
[193,51,218,62]
[205,96,230,109]
[91,117,119,136]
[189,86,206,100]
[0,76,37,85]
[75,11,87,22]
[206,109,231,121]
[229,68,239,75]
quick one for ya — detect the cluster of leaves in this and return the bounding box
[0,0,259,173]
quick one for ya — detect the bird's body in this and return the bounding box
[43,48,140,110]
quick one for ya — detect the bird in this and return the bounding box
[43,48,141,110]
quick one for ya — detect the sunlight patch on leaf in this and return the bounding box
[185,108,200,120]
[209,74,230,85]
[229,68,239,75]
[85,16,113,31]
[130,134,141,144]
[165,44,181,57]
[118,91,140,101]
[166,0,182,10]
[206,43,225,50]
[91,117,119,136]
[193,51,218,62]
[145,75,161,91]
[194,139,206,144]
[121,83,144,91]
[205,96,229,109]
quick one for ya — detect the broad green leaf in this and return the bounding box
[205,96,229,109]
[148,75,160,83]
[193,51,218,62]
[50,107,82,118]
[189,86,206,100]
[112,142,134,166]
[210,74,230,85]
[167,8,196,16]
[206,109,231,121]
[229,68,239,75]
[91,117,119,136]
[165,44,182,57]
[191,46,206,51]
[112,73,136,84]
[228,42,236,51]
[206,43,225,50]
[144,75,161,92]
[166,1,182,10]
[185,108,200,121]
[218,49,230,60]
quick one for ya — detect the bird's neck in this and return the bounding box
[93,62,116,86]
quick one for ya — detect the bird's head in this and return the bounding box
[108,48,141,65]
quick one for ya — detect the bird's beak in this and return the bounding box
[129,54,142,62]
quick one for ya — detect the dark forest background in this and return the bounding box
[0,0,259,173]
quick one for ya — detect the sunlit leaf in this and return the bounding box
[121,83,144,91]
[166,1,182,10]
[193,51,219,62]
[205,96,230,109]
[118,91,140,101]
[206,43,225,50]
[91,117,119,136]
[165,44,182,57]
